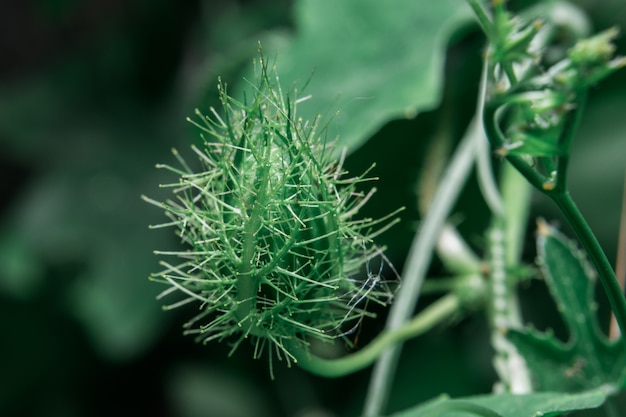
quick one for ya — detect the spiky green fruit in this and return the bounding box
[143,56,401,370]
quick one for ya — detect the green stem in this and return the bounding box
[482,101,549,190]
[487,162,533,393]
[501,62,518,86]
[554,91,588,193]
[550,190,626,339]
[475,62,505,217]
[501,163,532,266]
[466,0,492,35]
[290,294,461,378]
[363,108,480,417]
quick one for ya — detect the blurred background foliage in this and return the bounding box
[0,1,624,416]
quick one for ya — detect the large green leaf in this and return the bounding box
[507,220,626,391]
[389,386,610,417]
[254,0,472,152]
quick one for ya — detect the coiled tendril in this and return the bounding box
[143,55,401,371]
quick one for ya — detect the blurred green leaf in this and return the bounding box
[0,72,177,360]
[389,386,610,417]
[0,232,44,299]
[252,0,472,152]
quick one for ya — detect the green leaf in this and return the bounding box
[389,386,610,417]
[507,219,626,391]
[255,0,472,152]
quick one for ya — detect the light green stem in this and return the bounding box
[487,162,533,393]
[290,294,461,378]
[466,0,492,35]
[501,165,532,266]
[363,116,479,417]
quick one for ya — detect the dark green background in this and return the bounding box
[1,1,625,416]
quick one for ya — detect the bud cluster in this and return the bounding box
[483,2,624,160]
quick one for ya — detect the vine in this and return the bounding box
[144,1,626,416]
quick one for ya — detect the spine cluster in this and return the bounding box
[144,57,400,368]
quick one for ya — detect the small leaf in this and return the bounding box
[389,386,610,417]
[507,219,626,391]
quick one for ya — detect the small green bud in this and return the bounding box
[568,27,619,66]
[565,27,624,88]
[491,16,543,64]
